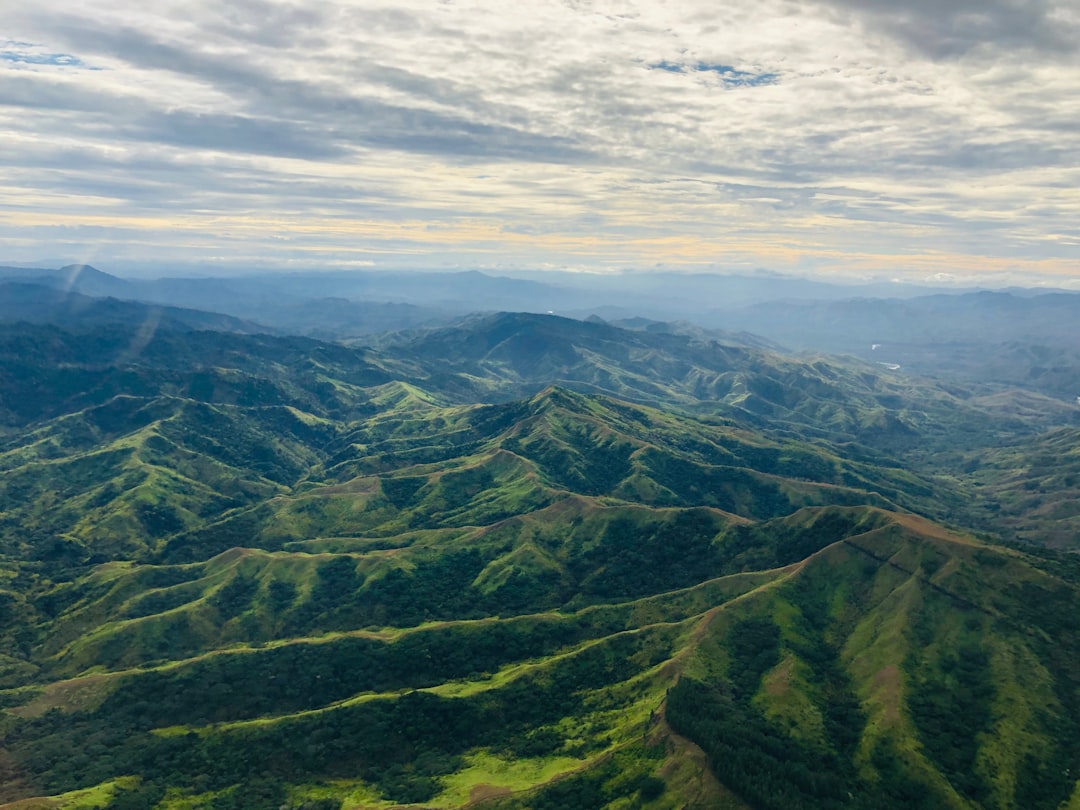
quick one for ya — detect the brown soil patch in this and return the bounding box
[652,707,750,810]
[468,784,512,803]
[313,477,380,496]
[891,512,969,544]
[0,749,34,806]
[763,655,795,697]
[872,664,903,724]
[10,674,113,719]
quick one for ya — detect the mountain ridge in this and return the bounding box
[0,306,1078,809]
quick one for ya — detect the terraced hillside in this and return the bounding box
[1,313,1079,809]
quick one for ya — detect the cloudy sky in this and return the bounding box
[3,0,1080,283]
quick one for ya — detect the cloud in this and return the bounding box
[0,0,1078,281]
[817,0,1080,59]
[6,14,592,164]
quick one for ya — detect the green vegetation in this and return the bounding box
[1,314,1078,808]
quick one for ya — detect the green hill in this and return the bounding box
[1,314,1079,809]
[958,426,1080,547]
[2,510,1078,809]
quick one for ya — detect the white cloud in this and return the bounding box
[1,0,1078,281]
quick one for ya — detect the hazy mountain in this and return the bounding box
[11,259,1071,359]
[0,282,267,334]
[0,266,449,339]
[706,292,1080,398]
[0,264,130,298]
[8,265,1080,387]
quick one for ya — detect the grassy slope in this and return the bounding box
[956,426,1080,547]
[1,316,1079,808]
[2,510,1079,809]
[666,513,1080,810]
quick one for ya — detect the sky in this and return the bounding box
[3,0,1080,284]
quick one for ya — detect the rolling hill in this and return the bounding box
[0,309,1078,809]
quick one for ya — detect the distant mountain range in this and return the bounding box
[0,281,265,334]
[5,263,1080,400]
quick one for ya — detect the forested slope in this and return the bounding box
[0,313,1078,809]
